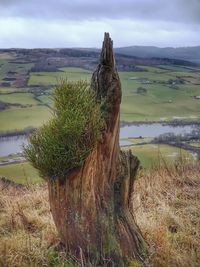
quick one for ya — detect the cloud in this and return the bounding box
[0,17,199,48]
[0,0,200,24]
[0,0,199,48]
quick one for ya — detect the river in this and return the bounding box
[0,123,198,157]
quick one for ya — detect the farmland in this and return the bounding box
[28,67,92,86]
[0,58,200,133]
[0,49,200,183]
[28,65,200,123]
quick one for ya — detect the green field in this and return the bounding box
[0,162,41,184]
[0,60,33,83]
[119,68,200,121]
[0,93,39,105]
[0,87,19,93]
[26,66,200,123]
[129,144,194,168]
[28,67,91,86]
[0,106,52,132]
[0,65,200,132]
[37,94,53,106]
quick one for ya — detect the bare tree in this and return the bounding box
[26,33,147,266]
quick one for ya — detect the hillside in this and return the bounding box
[115,46,200,64]
[0,47,198,74]
[0,161,199,267]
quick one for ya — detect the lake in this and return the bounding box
[0,135,28,157]
[0,123,198,157]
[120,123,195,138]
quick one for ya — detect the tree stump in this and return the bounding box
[48,33,147,266]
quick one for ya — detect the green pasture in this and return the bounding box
[119,70,200,121]
[120,95,200,122]
[0,162,41,184]
[28,67,92,86]
[0,60,33,82]
[0,106,51,132]
[27,65,200,122]
[119,70,171,82]
[0,87,19,93]
[0,64,200,132]
[59,67,92,74]
[37,94,53,106]
[128,144,194,168]
[0,93,39,105]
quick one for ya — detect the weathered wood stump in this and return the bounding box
[48,33,147,266]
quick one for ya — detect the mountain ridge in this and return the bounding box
[114,45,200,63]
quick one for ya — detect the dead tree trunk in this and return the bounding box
[48,33,147,266]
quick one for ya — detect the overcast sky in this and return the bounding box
[0,0,200,48]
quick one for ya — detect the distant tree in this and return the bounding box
[136,87,147,94]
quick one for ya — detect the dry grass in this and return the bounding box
[0,183,77,267]
[133,161,200,267]
[0,161,199,266]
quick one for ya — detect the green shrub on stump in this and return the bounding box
[24,80,104,180]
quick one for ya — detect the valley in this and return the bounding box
[0,48,200,183]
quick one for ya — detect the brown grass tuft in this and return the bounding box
[0,183,61,267]
[133,161,200,267]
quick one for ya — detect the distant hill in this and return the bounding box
[0,47,198,73]
[115,46,200,64]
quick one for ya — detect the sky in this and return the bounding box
[0,0,200,48]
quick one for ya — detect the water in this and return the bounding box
[119,140,133,146]
[0,135,28,157]
[0,124,197,157]
[120,123,195,138]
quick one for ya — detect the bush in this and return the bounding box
[136,87,147,95]
[24,79,104,180]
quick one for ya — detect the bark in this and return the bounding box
[48,33,147,266]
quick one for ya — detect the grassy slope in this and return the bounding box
[0,162,41,184]
[133,162,200,267]
[0,162,199,267]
